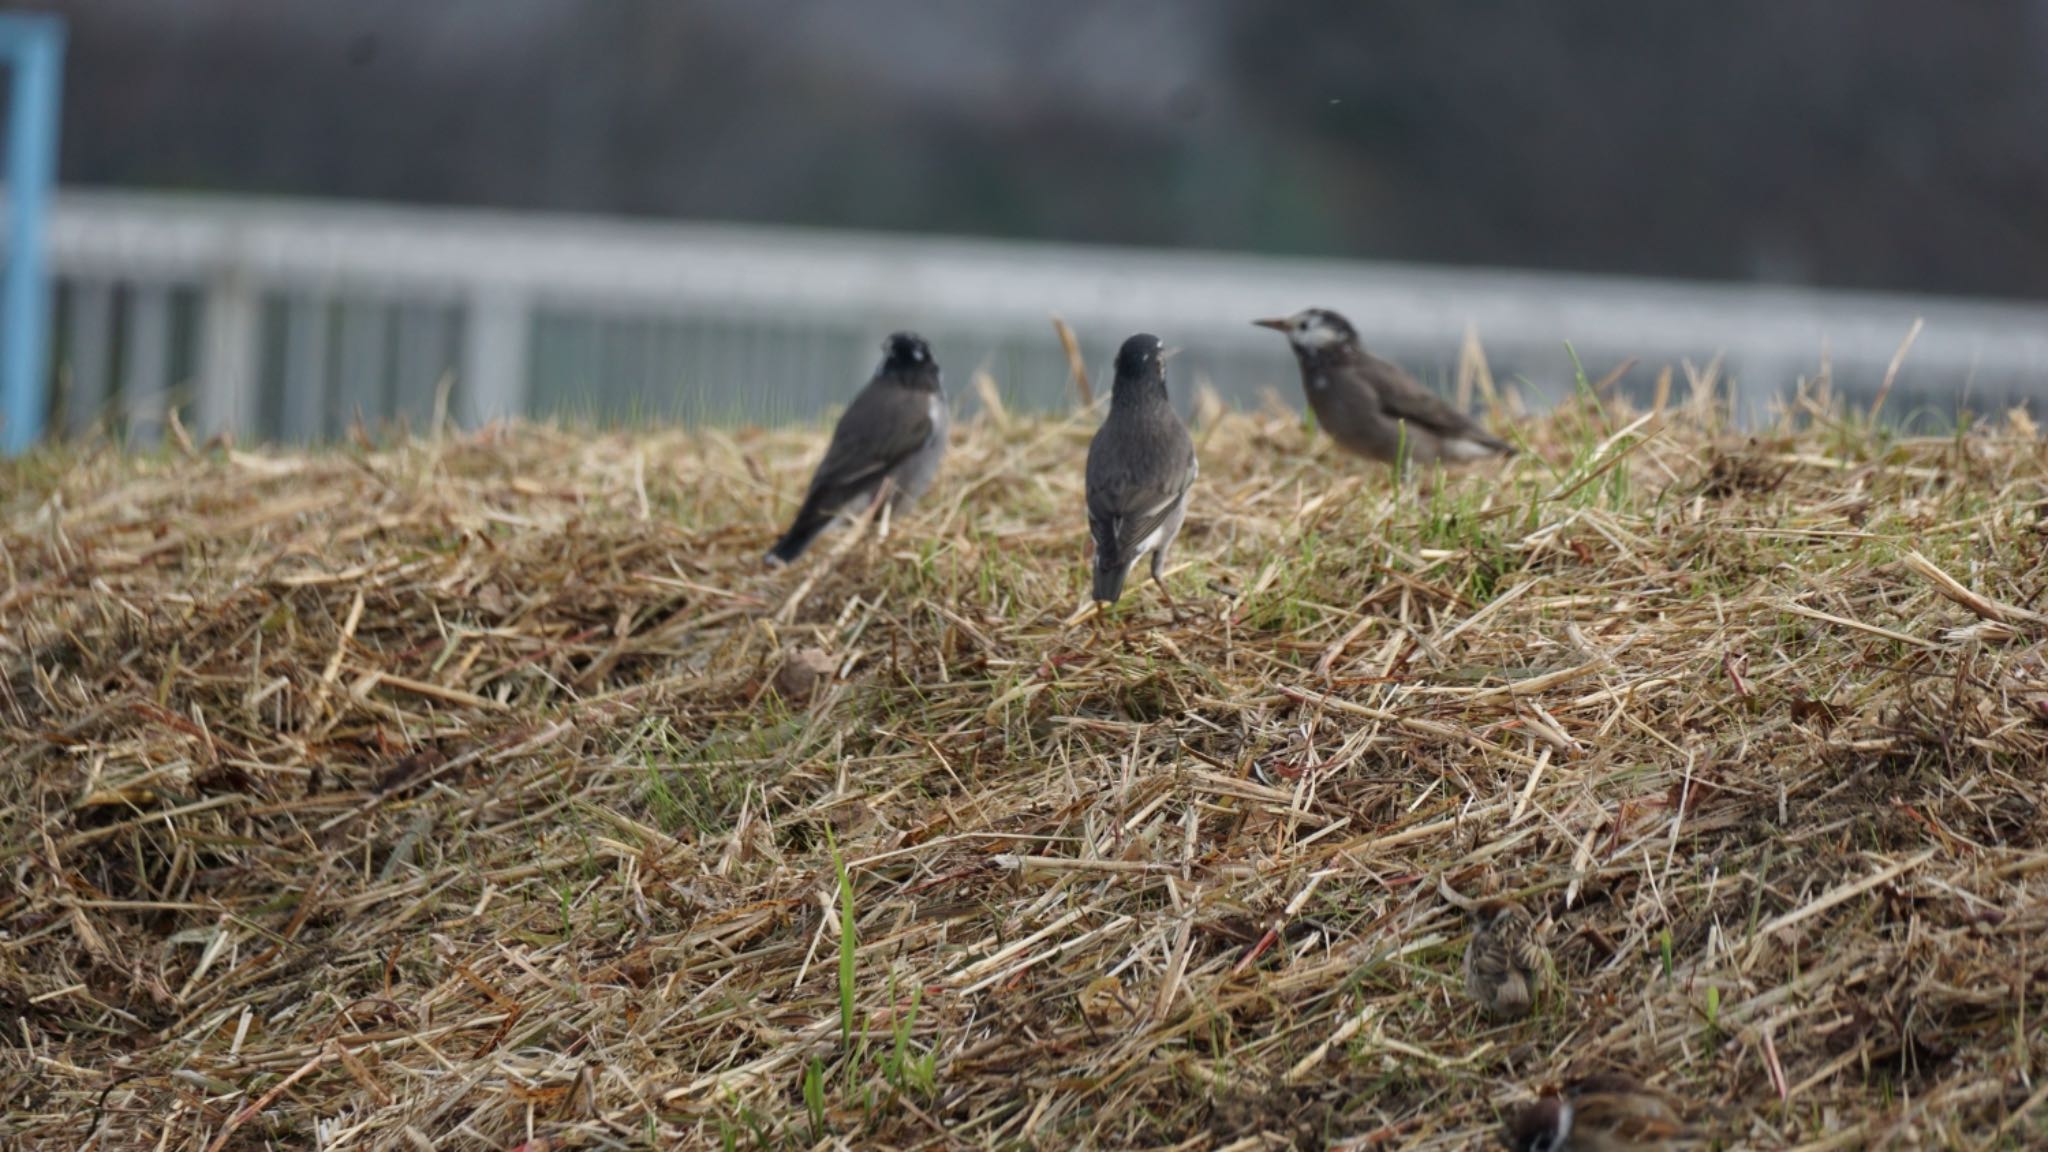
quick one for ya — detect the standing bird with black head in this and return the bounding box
[1253,308,1515,470]
[765,332,948,567]
[1086,334,1198,609]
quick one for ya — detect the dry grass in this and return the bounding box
[4,365,2048,1152]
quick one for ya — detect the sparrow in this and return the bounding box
[1252,308,1515,468]
[1440,877,1550,1020]
[1086,333,1198,606]
[1504,1074,1691,1152]
[765,332,948,566]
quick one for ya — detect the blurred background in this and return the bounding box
[5,0,2048,447]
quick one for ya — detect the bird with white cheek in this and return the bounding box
[1254,307,1516,471]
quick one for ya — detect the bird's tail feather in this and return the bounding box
[766,500,835,566]
[1092,561,1128,604]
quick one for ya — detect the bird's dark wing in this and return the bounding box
[1090,485,1188,569]
[1366,355,1500,441]
[1087,413,1195,568]
[806,382,935,503]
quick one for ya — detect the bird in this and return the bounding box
[765,332,948,566]
[1439,876,1551,1020]
[1504,1074,1692,1152]
[1252,308,1515,468]
[1463,899,1550,1019]
[1086,333,1198,608]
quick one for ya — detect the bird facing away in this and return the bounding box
[1462,898,1551,1019]
[1505,1074,1691,1152]
[1438,876,1550,1020]
[765,332,948,566]
[1086,333,1198,606]
[1253,308,1515,468]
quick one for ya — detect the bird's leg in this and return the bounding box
[867,476,898,544]
[1155,577,1182,623]
[1150,553,1183,622]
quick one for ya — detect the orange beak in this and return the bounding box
[1251,317,1291,332]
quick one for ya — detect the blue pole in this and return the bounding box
[0,15,64,457]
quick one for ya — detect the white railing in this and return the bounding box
[33,187,2048,443]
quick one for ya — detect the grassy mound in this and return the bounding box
[4,372,2047,1150]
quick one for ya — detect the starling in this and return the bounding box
[1253,308,1515,468]
[1086,333,1198,606]
[765,332,948,566]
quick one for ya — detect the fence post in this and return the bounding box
[0,13,64,456]
[197,270,257,438]
[461,287,529,426]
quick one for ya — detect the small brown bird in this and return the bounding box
[1253,308,1515,469]
[1504,1074,1690,1152]
[1441,877,1549,1019]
